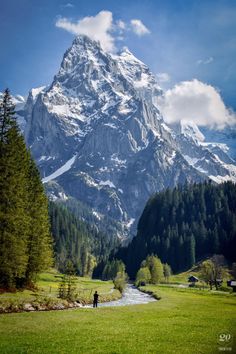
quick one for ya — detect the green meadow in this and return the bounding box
[0,270,120,311]
[0,281,235,354]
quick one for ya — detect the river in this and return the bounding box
[83,284,156,308]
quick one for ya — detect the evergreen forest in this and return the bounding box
[49,201,120,276]
[117,182,236,278]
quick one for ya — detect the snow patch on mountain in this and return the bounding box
[12,95,26,109]
[31,86,46,102]
[180,120,205,143]
[166,150,176,165]
[183,155,207,174]
[99,180,116,188]
[209,174,236,183]
[201,142,229,153]
[39,155,54,162]
[126,218,135,228]
[42,155,77,183]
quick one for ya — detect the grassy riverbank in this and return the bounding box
[0,283,235,353]
[0,270,121,312]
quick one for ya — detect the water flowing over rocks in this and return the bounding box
[84,284,156,308]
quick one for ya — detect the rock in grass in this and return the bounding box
[23,303,35,311]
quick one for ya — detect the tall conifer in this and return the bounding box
[25,157,52,285]
[0,89,52,288]
[0,89,30,287]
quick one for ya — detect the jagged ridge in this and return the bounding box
[16,35,236,238]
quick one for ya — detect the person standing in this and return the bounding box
[93,291,99,308]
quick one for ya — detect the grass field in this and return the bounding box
[0,282,235,353]
[0,270,121,311]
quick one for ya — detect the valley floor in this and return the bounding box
[0,270,121,312]
[0,284,235,353]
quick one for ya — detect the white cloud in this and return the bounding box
[130,19,150,36]
[117,20,126,30]
[156,79,236,129]
[197,57,214,65]
[61,3,74,8]
[56,11,151,51]
[55,11,115,52]
[156,72,170,83]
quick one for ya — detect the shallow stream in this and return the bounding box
[84,284,156,308]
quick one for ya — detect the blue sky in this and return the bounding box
[0,0,235,114]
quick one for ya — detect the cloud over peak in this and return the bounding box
[157,79,236,129]
[130,19,150,36]
[56,11,150,52]
[56,11,115,52]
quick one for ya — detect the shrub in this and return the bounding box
[113,272,128,293]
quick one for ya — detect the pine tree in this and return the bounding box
[0,89,16,142]
[0,89,52,289]
[0,90,30,288]
[163,263,172,282]
[25,157,52,285]
[80,245,87,276]
[185,235,196,269]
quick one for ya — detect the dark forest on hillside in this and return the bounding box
[116,182,236,278]
[49,202,120,275]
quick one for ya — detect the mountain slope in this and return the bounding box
[49,201,119,274]
[116,181,236,278]
[172,121,236,183]
[18,35,236,238]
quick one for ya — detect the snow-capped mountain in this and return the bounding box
[201,126,236,161]
[17,35,236,237]
[172,120,236,183]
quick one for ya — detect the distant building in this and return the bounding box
[188,275,199,283]
[227,280,236,292]
[188,275,199,287]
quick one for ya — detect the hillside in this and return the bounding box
[117,181,236,278]
[49,202,120,275]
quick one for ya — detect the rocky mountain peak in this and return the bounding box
[119,46,143,62]
[180,120,205,143]
[18,36,236,239]
[57,35,106,79]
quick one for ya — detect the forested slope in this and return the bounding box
[117,182,236,278]
[49,202,120,275]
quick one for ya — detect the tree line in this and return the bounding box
[0,89,52,289]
